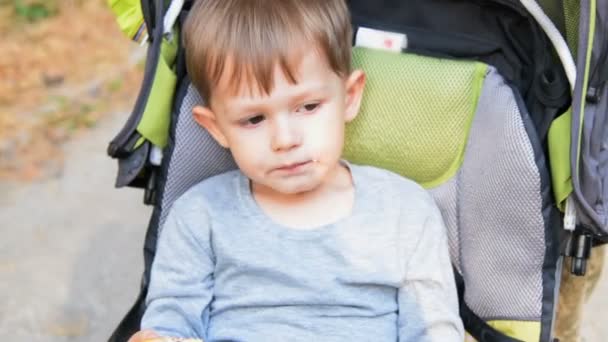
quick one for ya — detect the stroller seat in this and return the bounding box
[107,1,608,341]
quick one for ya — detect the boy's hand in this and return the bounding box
[128,330,159,342]
[128,330,204,342]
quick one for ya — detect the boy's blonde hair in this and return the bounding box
[183,0,352,102]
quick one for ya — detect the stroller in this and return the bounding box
[106,0,608,341]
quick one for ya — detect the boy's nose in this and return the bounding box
[271,117,301,152]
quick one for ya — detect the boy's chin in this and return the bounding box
[264,178,322,196]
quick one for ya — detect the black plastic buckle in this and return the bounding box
[144,168,157,205]
[586,87,601,103]
[563,229,593,276]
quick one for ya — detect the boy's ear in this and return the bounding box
[192,105,229,148]
[344,70,366,122]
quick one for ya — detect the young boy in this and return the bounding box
[131,0,464,341]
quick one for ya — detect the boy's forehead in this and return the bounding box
[212,50,334,105]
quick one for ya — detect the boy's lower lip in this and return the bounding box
[275,160,312,173]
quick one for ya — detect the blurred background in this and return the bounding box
[0,1,606,341]
[0,0,151,340]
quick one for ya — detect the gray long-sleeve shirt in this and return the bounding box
[142,163,464,341]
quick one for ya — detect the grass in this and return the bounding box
[0,0,91,27]
[12,0,58,22]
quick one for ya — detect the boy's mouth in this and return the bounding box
[274,160,312,173]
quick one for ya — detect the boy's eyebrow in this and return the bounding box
[290,85,330,103]
[227,83,330,114]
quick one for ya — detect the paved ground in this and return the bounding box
[582,254,608,342]
[0,112,606,341]
[0,111,151,341]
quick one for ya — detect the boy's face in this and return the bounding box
[193,50,365,195]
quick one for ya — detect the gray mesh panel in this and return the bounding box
[158,85,236,231]
[459,67,545,320]
[428,175,461,273]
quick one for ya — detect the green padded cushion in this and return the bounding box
[343,47,487,188]
[563,0,580,57]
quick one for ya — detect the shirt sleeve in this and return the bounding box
[398,201,464,342]
[141,198,215,339]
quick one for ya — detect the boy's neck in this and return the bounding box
[251,162,355,229]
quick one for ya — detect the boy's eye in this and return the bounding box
[296,102,320,113]
[242,114,265,126]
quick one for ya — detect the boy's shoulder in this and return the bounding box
[171,169,242,212]
[351,163,427,193]
[350,163,435,208]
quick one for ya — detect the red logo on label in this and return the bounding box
[383,38,394,49]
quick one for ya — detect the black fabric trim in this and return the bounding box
[454,270,523,342]
[510,84,562,342]
[174,13,189,83]
[107,286,147,342]
[140,0,154,40]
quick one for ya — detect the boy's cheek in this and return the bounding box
[225,129,262,150]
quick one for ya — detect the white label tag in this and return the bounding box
[355,27,408,52]
[564,195,577,231]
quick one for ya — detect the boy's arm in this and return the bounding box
[141,199,215,339]
[129,330,204,342]
[398,203,464,342]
